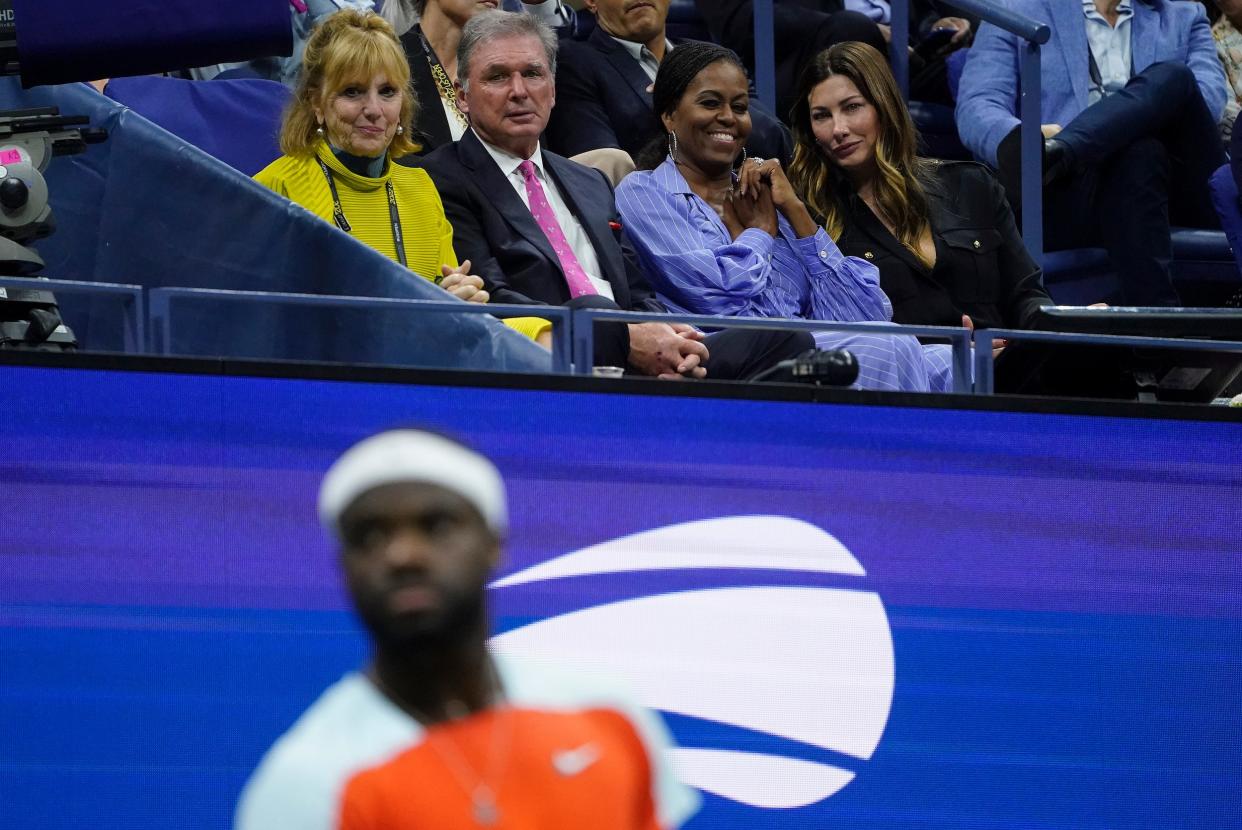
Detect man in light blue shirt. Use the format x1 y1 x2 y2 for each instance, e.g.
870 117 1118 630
957 0 1227 307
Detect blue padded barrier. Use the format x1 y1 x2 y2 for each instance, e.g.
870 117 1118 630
0 78 550 373
103 76 291 177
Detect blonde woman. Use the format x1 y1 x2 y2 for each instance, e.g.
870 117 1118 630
256 9 550 341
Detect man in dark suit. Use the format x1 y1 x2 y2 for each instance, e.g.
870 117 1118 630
419 11 813 379
547 0 792 163
390 0 574 154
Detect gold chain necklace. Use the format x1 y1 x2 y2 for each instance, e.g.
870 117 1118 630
428 60 470 131
417 29 469 131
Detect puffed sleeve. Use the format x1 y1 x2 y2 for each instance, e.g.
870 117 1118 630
615 171 803 319
781 223 893 323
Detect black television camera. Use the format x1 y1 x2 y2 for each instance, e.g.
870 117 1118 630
0 107 107 350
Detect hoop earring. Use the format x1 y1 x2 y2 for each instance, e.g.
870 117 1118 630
667 131 679 162
738 147 747 169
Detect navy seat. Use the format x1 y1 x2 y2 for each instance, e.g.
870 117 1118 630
1208 163 1242 273
1042 228 1237 305
909 101 970 161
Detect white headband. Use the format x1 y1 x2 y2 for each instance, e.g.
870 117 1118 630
318 430 507 537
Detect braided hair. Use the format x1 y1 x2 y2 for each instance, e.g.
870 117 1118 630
635 41 748 170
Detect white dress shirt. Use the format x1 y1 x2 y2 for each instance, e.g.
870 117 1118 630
610 35 677 82
1083 0 1134 105
475 132 615 300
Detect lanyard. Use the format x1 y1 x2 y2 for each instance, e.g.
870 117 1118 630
416 27 470 130
316 158 408 268
1087 48 1103 96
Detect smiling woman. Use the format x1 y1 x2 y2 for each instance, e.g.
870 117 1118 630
254 9 552 342
614 41 959 392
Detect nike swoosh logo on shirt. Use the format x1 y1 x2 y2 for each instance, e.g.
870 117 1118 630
552 743 601 776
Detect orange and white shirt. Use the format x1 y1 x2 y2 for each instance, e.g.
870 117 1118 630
235 655 699 830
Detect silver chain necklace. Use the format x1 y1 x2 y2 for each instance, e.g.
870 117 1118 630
372 664 512 826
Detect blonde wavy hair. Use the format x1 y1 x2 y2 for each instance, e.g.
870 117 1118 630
787 42 937 266
280 9 421 158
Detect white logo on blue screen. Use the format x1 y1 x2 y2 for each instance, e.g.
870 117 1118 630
488 516 894 810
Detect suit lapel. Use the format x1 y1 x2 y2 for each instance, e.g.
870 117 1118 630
543 153 629 294
1047 0 1091 112
458 131 563 276
1129 1 1154 74
590 27 657 112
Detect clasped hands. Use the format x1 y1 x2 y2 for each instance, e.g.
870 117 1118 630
439 259 490 304
439 261 702 370
724 156 820 241
628 322 709 380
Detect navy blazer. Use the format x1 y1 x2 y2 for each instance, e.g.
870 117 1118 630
546 26 793 163
417 130 665 312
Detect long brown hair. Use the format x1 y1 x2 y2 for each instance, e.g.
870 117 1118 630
280 9 421 159
787 42 936 266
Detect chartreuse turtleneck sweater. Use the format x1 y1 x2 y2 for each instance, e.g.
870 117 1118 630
256 140 550 342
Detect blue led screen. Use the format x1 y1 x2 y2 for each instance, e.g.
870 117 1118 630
2 364 1240 829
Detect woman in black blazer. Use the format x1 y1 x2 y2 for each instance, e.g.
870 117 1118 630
787 41 1051 333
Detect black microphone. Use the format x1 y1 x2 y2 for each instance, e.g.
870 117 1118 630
752 348 859 386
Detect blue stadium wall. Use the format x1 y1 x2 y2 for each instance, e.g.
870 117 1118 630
2 355 1240 829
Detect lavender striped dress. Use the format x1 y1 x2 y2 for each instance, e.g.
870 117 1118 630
616 157 955 392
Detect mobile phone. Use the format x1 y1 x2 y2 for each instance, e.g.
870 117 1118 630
916 26 957 59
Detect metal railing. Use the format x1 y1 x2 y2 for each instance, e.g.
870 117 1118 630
972 326 1242 395
11 278 1242 400
886 0 1050 262
753 0 777 112
0 275 145 352
146 287 573 373
570 307 974 393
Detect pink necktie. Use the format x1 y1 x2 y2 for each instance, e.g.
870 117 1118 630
519 160 597 298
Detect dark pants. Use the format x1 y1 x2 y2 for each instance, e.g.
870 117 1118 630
1044 62 1225 306
572 295 815 381
702 327 816 380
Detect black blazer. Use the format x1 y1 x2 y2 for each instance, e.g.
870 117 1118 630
416 130 665 313
546 26 793 164
401 26 456 155
835 161 1050 330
